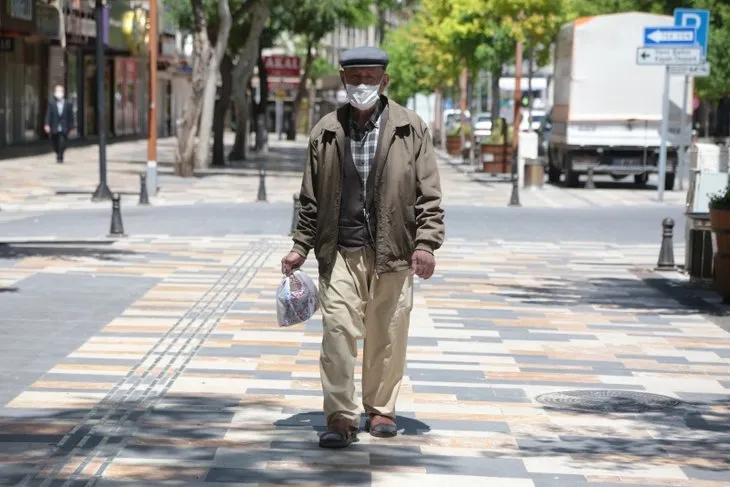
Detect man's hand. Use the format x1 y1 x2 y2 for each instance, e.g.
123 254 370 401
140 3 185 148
411 250 435 279
43 125 50 135
281 251 306 275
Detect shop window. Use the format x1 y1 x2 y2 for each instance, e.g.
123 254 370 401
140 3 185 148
22 42 41 141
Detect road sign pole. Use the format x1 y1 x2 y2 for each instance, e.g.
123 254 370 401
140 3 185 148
658 65 671 203
678 75 690 191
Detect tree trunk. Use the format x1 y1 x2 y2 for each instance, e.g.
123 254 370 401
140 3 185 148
229 0 269 161
254 45 270 152
490 68 501 126
459 67 468 155
195 0 232 170
212 53 232 167
288 39 314 141
175 2 211 178
376 0 387 45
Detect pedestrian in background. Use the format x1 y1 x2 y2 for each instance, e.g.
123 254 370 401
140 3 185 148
44 84 74 164
281 46 445 449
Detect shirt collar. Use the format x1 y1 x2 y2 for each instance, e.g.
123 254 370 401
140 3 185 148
350 98 383 131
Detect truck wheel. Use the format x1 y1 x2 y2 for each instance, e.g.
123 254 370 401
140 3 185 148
664 173 676 191
634 173 649 186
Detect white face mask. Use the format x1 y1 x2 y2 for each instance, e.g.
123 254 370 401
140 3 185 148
346 83 381 111
55 91 64 99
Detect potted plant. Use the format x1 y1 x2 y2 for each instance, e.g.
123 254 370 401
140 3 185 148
480 118 513 174
709 186 730 300
445 123 471 156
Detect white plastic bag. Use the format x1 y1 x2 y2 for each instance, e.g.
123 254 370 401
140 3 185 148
276 270 319 327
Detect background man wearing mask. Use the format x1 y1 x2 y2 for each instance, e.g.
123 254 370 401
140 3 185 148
44 84 74 164
281 46 445 449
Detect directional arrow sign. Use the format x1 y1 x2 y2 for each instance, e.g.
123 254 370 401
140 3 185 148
636 46 702 65
643 26 696 46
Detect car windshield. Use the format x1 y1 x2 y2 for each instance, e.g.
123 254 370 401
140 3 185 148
476 115 491 123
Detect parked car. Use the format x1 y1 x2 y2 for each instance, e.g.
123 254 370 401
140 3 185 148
473 112 492 143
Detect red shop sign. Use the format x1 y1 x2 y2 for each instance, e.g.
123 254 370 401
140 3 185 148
263 55 301 77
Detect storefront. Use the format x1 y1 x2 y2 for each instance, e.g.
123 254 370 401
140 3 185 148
157 33 178 137
107 1 147 137
0 0 43 147
64 6 96 138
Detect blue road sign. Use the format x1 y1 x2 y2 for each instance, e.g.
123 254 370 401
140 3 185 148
674 8 710 58
643 26 696 46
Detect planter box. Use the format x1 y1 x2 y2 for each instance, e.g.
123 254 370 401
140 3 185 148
480 144 512 174
446 135 463 156
710 208 730 301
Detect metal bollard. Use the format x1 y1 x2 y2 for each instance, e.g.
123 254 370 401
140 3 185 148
109 194 126 238
257 165 268 202
508 155 521 207
585 167 596 189
289 193 301 236
139 172 150 205
656 217 675 271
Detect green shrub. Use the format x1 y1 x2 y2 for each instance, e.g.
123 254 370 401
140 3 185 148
709 186 730 210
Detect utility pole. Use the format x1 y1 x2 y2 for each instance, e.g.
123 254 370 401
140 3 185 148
147 0 159 196
92 0 112 201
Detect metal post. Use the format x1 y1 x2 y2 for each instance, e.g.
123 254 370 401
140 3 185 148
657 65 670 203
656 217 676 271
678 75 689 191
91 0 112 201
147 0 159 196
509 40 523 208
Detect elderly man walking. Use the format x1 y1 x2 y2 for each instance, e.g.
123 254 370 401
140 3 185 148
281 46 445 449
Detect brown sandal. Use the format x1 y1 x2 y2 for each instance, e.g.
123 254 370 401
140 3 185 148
319 418 358 449
365 414 398 438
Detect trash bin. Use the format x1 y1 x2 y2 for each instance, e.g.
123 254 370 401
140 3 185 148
524 158 545 189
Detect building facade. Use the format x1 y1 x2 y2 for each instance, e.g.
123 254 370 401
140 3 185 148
0 0 186 149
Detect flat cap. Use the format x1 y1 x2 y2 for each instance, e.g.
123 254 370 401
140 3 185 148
339 46 389 69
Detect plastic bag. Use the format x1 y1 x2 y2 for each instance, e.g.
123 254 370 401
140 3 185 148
276 270 319 327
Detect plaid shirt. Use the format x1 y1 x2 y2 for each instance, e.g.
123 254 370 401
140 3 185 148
349 100 383 198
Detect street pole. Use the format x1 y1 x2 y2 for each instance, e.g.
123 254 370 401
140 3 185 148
657 65 670 203
509 40 523 207
91 0 112 201
678 74 689 192
147 0 158 196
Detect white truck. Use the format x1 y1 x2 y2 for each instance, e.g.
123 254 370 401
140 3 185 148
547 12 692 189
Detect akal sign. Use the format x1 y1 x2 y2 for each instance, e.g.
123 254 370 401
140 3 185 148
263 55 301 77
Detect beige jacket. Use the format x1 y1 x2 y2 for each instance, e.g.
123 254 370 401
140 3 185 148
292 97 445 280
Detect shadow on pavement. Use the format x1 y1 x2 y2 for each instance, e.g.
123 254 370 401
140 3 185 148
497 275 718 317
0 395 441 485
0 243 136 262
481 398 730 475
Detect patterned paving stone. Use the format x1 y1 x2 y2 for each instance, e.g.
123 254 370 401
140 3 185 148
0 234 728 485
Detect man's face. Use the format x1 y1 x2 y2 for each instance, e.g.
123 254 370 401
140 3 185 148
54 85 64 98
340 67 389 91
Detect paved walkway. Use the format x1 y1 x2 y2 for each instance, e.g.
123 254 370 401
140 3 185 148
0 135 305 211
0 231 728 485
1 135 689 212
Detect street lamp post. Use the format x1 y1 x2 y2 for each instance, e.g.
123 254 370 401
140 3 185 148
509 39 523 207
92 0 112 201
147 0 158 196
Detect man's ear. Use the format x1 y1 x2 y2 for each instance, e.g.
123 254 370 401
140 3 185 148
339 69 346 87
381 73 390 90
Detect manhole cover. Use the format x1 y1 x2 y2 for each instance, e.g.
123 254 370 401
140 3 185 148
535 390 681 413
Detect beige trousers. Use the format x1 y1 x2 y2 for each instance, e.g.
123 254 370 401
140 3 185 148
319 247 413 427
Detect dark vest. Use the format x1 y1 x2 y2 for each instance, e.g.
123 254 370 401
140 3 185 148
338 107 390 249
